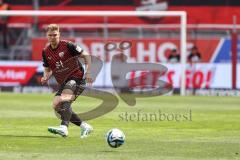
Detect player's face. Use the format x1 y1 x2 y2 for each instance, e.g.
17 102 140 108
47 30 60 46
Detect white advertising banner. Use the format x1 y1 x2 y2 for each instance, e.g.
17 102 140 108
0 61 239 89
95 63 239 89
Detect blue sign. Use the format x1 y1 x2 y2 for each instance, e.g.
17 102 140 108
214 39 240 63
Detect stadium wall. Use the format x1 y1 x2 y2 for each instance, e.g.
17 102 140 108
31 38 239 63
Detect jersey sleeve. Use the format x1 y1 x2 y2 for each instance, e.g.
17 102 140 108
67 41 83 56
42 50 49 67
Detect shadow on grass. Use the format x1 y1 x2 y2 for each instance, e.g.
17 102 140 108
98 150 119 153
0 134 57 138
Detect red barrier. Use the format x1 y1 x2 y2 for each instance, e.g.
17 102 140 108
0 66 37 85
8 5 240 25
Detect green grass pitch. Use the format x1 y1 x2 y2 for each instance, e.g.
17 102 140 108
0 93 240 160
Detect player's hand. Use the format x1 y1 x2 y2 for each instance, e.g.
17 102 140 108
41 76 49 85
85 73 93 86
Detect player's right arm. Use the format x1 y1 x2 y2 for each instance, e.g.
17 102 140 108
41 50 52 84
41 67 52 84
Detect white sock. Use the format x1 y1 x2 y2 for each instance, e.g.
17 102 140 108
60 125 68 131
80 122 86 128
80 122 91 129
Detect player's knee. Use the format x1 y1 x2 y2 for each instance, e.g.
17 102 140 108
60 93 75 102
52 97 62 108
52 101 59 109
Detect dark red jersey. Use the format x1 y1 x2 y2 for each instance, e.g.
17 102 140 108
42 40 84 84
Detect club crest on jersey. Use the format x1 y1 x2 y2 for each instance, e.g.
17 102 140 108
59 52 65 58
48 56 52 60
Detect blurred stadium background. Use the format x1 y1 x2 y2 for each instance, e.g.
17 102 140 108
0 0 239 95
0 1 240 160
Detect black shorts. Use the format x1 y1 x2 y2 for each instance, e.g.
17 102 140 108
55 77 86 99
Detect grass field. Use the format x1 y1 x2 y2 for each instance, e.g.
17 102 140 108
0 93 240 160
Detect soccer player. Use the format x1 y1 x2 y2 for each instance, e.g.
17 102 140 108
41 24 93 138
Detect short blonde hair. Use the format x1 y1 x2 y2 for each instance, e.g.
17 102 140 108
46 24 59 32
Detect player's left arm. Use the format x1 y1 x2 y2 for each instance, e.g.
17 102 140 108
79 50 92 85
67 41 93 85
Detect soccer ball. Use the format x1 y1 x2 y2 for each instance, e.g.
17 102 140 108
106 128 125 148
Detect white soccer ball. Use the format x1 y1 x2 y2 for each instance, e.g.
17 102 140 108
106 128 125 148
